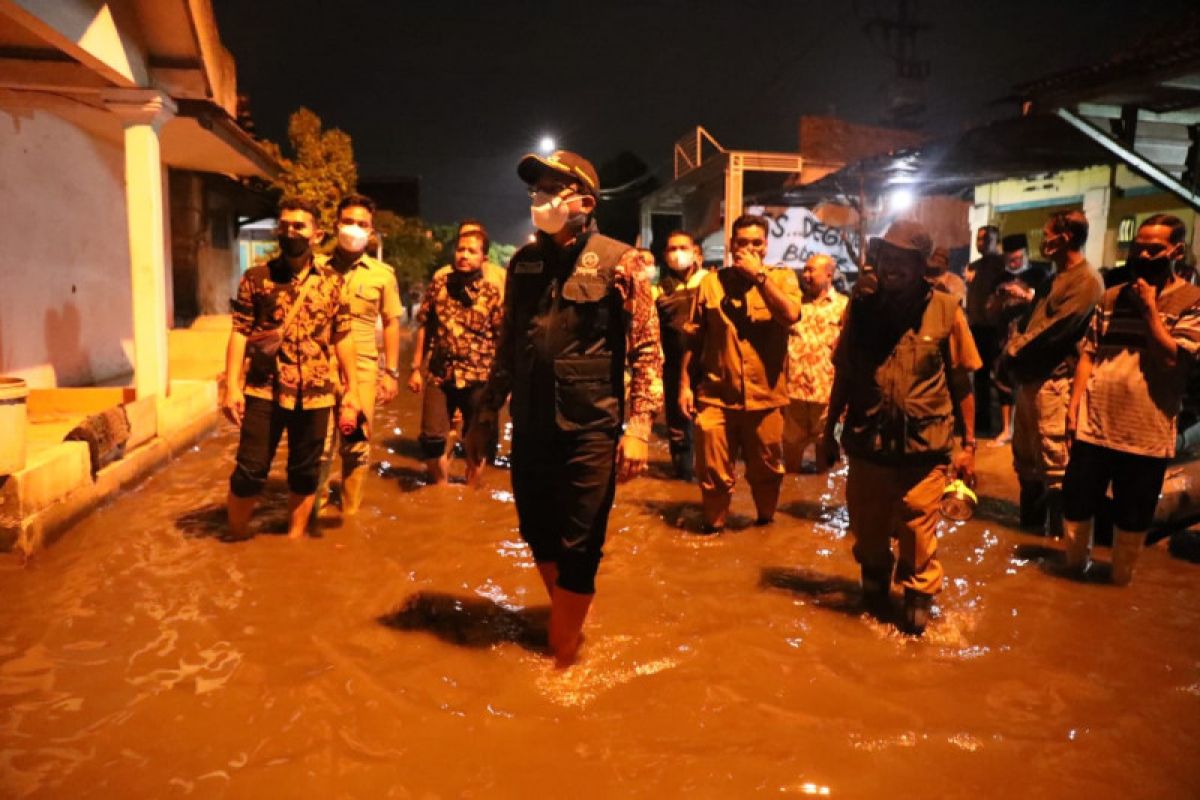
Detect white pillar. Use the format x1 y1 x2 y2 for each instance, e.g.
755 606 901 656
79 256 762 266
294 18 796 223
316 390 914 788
100 88 176 399
1082 185 1111 269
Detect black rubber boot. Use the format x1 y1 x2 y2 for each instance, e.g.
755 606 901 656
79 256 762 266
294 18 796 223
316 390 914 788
1019 480 1046 531
861 566 892 618
670 447 694 482
901 588 934 636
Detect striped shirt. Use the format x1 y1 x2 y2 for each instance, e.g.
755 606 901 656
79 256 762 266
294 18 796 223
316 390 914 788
1076 280 1200 458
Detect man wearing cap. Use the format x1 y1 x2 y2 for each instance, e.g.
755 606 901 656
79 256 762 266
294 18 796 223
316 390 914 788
819 220 981 635
997 210 1103 536
679 214 803 531
985 233 1049 447
467 150 663 668
655 230 709 480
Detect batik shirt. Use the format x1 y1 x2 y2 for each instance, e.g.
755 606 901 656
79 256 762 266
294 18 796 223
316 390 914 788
786 287 847 403
416 269 505 388
231 256 351 410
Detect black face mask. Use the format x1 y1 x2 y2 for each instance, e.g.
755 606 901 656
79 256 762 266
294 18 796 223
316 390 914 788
278 234 311 260
1128 253 1175 287
446 268 482 303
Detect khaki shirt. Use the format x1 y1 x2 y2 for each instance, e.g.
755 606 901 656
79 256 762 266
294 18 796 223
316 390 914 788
689 266 803 410
320 253 402 368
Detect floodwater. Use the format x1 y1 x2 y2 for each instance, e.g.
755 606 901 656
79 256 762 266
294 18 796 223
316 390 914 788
2 386 1199 799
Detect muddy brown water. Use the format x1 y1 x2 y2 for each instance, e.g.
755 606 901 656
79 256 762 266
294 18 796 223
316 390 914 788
2 386 1199 798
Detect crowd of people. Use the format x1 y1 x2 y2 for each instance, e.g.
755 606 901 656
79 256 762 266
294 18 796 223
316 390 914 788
220 147 1200 665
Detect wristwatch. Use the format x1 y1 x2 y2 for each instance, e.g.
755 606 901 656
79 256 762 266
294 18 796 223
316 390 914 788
383 366 401 380
754 269 769 286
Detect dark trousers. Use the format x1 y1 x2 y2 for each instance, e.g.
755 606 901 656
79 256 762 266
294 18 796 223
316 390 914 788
230 396 331 497
663 359 693 454
418 381 487 459
511 428 618 595
1063 440 1169 531
970 324 1000 435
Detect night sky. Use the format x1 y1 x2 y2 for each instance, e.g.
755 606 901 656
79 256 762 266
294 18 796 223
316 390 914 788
213 1 1183 245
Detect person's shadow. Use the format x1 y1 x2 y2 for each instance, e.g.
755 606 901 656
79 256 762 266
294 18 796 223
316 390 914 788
175 478 342 541
378 591 549 652
760 566 898 624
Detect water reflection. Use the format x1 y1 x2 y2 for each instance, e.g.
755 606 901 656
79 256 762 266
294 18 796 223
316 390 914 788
0 386 1198 797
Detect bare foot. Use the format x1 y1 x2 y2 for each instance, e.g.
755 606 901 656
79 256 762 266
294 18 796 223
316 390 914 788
990 432 1013 447
286 528 307 540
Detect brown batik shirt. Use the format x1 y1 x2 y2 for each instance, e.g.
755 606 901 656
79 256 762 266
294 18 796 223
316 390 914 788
415 269 505 388
232 256 352 410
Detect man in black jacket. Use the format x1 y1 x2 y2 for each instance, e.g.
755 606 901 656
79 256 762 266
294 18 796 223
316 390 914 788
468 150 663 667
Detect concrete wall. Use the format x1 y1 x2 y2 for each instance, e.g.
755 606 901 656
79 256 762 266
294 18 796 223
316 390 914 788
0 105 135 388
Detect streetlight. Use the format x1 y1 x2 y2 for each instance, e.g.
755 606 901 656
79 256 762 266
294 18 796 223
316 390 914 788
537 135 556 155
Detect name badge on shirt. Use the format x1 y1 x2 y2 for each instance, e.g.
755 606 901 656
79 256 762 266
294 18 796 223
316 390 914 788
513 260 544 274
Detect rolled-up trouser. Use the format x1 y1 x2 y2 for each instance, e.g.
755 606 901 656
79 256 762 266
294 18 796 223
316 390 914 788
845 455 947 595
1012 377 1071 491
418 380 487 459
782 399 828 472
231 396 331 497
511 428 617 595
695 404 785 499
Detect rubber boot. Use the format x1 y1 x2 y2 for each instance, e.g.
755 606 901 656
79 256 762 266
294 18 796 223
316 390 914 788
860 565 892 618
1061 517 1092 572
901 588 934 636
1018 479 1046 530
1111 527 1146 587
341 466 368 515
670 446 694 482
1043 489 1064 539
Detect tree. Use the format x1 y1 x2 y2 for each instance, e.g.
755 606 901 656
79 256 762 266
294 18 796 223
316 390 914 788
264 107 357 232
374 210 442 290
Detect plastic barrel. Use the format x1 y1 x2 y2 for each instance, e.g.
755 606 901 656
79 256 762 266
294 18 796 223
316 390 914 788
0 377 28 475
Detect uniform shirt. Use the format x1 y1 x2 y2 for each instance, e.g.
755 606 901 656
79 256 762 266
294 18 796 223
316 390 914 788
1077 281 1200 458
483 231 663 439
690 266 804 410
320 252 402 368
433 260 506 302
787 286 848 403
232 256 351 410
416 269 505 388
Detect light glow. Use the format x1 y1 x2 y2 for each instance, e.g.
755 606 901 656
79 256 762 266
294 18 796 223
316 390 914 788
538 136 556 155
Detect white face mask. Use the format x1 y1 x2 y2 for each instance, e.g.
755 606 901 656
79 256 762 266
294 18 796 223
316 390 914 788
666 249 694 271
338 224 370 254
530 195 573 234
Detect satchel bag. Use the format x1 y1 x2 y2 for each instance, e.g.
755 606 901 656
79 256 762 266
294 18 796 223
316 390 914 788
245 269 317 377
